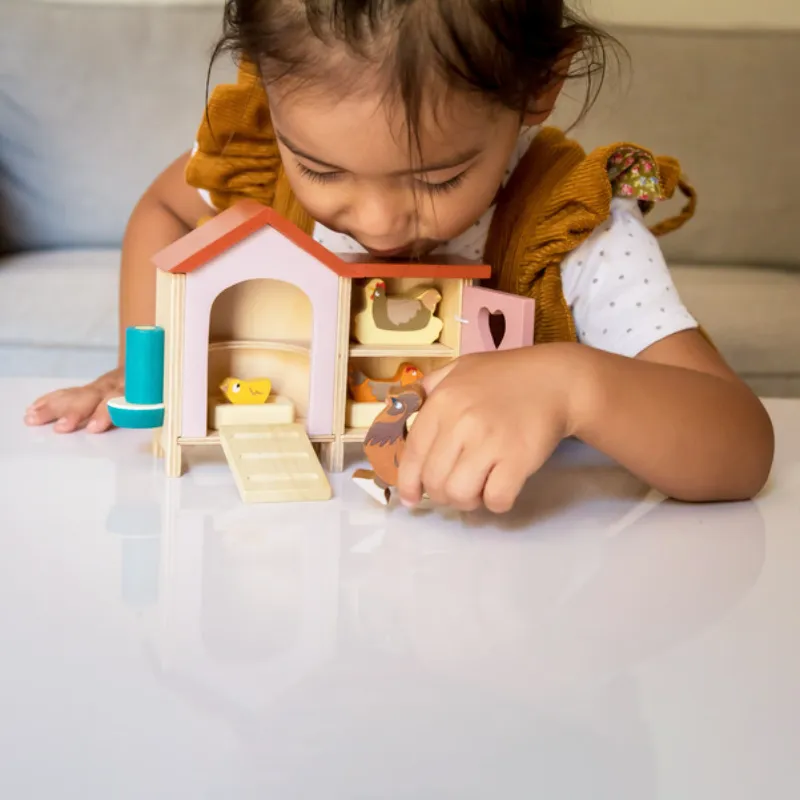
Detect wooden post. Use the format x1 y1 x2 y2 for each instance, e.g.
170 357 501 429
156 271 186 477
320 275 352 473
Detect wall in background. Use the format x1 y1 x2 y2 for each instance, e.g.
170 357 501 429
39 1 223 5
39 0 800 27
586 0 800 29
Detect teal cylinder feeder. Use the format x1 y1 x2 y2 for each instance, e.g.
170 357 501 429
125 326 165 404
107 325 166 429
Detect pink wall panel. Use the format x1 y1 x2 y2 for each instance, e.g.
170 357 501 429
181 228 340 438
459 286 534 354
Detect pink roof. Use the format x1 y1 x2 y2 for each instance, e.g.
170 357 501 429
151 200 492 280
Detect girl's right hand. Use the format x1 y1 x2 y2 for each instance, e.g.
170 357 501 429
24 367 125 434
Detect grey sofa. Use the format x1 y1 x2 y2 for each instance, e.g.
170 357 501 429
1 2 798 395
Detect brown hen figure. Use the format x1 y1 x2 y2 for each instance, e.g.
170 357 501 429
353 279 443 345
348 361 423 403
352 382 426 504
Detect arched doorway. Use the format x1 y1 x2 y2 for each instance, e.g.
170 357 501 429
207 278 313 429
178 226 340 439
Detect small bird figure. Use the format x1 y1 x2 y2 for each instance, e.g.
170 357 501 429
353 278 443 345
348 361 423 403
219 377 272 405
352 382 426 504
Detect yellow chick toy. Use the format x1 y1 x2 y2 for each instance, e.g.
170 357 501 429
220 377 272 405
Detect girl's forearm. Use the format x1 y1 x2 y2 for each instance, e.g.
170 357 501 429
563 344 775 501
117 150 210 368
117 195 192 367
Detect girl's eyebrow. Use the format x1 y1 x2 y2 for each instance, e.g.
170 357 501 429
275 130 481 175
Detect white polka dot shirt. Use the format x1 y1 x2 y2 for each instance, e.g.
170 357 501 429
561 198 697 357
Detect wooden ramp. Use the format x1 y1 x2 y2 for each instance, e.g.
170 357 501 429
218 423 332 503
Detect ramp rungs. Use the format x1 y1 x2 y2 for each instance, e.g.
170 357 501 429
240 451 311 461
218 423 332 503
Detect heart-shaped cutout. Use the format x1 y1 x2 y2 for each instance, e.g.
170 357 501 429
477 307 506 349
488 311 506 349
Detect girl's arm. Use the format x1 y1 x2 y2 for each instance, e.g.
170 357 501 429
397 333 773 513
118 150 213 365
567 330 774 501
554 199 774 501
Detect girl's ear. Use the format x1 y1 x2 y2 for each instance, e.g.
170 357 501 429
523 47 578 126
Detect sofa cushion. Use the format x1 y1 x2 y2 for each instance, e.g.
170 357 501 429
0 0 235 254
552 27 800 271
0 249 119 349
670 263 800 377
0 345 117 380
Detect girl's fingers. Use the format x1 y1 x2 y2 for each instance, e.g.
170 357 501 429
442 446 496 511
27 396 48 413
86 402 113 433
24 392 65 425
53 411 87 434
396 407 440 507
25 404 56 426
481 458 531 514
25 388 108 433
421 360 457 396
420 432 466 507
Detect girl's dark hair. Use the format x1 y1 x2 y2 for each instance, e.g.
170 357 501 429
209 0 619 148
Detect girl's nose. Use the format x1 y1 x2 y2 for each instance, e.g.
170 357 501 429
349 183 415 246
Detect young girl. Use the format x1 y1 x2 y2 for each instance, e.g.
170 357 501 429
25 0 774 513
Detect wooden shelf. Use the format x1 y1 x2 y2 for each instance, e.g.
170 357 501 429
342 428 368 442
179 435 221 447
179 431 336 447
348 343 454 358
209 339 311 355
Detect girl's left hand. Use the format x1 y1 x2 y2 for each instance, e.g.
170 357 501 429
397 345 581 513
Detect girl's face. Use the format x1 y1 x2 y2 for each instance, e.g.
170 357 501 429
268 82 523 258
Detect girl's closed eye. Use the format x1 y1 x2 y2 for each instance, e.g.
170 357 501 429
298 159 468 195
297 163 343 184
417 170 469 195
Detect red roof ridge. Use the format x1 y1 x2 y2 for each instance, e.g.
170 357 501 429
151 199 491 280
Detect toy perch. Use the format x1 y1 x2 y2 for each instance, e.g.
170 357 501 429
352 382 426 505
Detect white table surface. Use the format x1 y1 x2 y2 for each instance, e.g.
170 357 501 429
1 377 799 799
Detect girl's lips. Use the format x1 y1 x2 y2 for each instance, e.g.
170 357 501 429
367 245 414 258
365 239 441 259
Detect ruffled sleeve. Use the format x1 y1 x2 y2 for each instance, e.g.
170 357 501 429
607 145 697 236
184 59 313 233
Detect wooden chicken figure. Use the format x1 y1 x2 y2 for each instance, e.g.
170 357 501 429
348 361 423 403
220 377 272 405
352 382 426 505
353 278 443 345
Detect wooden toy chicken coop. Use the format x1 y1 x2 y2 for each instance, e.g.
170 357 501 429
110 200 533 503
